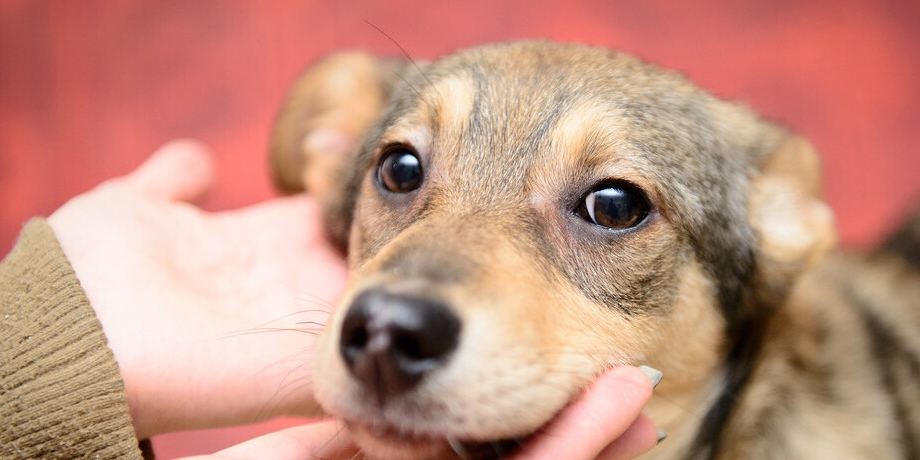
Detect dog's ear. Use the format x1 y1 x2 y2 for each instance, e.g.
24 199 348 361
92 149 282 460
270 52 410 250
271 52 395 196
742 118 838 303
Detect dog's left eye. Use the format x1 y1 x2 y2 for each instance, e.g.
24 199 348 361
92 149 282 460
578 182 650 229
378 146 423 193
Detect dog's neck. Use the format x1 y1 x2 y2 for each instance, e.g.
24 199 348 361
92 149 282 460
637 259 774 459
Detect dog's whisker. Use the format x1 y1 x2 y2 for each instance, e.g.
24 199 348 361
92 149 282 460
447 438 473 460
308 419 359 460
254 352 316 420
205 304 332 342
204 326 323 343
363 20 429 100
290 294 336 311
295 320 327 328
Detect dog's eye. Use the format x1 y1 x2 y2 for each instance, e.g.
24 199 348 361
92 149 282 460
578 182 650 229
378 146 423 193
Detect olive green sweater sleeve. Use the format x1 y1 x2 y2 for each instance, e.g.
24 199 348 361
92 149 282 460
1 219 142 459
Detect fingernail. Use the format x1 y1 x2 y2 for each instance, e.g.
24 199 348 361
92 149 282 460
639 365 663 389
657 428 668 444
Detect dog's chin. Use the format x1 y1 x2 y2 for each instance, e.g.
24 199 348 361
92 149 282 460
348 422 448 460
348 420 527 460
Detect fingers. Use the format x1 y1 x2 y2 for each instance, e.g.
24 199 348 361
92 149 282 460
595 413 659 460
211 194 330 258
224 193 323 237
181 420 358 460
511 366 657 460
123 139 215 202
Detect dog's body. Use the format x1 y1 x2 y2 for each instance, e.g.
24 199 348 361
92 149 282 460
271 41 920 459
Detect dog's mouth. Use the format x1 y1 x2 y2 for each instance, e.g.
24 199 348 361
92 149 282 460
347 420 528 460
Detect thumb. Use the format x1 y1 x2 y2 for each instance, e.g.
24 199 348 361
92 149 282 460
511 366 657 460
124 139 215 202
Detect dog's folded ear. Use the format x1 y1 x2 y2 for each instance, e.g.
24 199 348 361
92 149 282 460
270 52 412 250
744 122 838 304
271 52 393 196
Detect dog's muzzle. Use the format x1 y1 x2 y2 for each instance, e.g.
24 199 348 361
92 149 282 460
339 288 462 404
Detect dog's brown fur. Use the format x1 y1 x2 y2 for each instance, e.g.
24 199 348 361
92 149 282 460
271 41 920 459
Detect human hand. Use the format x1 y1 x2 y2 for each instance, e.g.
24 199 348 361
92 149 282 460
179 366 658 460
508 366 659 460
48 140 348 439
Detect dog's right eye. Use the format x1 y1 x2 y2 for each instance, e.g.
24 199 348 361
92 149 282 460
577 182 650 230
378 146 423 193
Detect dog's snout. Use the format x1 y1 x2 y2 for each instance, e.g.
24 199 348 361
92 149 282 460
339 289 461 402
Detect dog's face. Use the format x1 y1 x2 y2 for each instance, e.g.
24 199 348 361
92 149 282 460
272 41 836 459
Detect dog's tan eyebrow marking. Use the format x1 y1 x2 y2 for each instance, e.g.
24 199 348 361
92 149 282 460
378 122 431 158
537 100 640 187
551 102 628 166
421 74 476 138
372 74 474 170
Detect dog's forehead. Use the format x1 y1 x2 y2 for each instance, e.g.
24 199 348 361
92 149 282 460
378 41 733 211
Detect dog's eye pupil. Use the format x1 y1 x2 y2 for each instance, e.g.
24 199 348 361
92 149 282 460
580 183 649 229
378 148 423 193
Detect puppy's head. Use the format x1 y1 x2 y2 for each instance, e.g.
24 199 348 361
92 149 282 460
272 41 836 459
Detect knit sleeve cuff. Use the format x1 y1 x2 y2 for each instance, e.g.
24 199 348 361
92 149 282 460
1 218 142 459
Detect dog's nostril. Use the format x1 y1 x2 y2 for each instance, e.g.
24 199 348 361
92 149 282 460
340 318 369 364
392 330 428 361
339 289 461 403
390 318 459 364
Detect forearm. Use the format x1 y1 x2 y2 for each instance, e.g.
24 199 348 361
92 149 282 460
0 219 142 459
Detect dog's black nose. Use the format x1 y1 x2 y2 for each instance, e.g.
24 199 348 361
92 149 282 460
339 289 461 403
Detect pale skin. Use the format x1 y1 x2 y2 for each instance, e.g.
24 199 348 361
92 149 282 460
46 140 658 459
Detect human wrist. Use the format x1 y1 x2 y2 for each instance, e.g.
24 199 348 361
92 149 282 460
0 219 141 457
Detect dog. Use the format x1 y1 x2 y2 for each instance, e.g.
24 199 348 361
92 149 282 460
269 41 920 459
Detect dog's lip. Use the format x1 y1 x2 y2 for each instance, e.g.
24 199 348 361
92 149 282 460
346 419 527 460
346 420 448 459
349 418 438 443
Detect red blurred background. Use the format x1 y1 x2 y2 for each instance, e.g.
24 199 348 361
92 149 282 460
2 1 918 457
